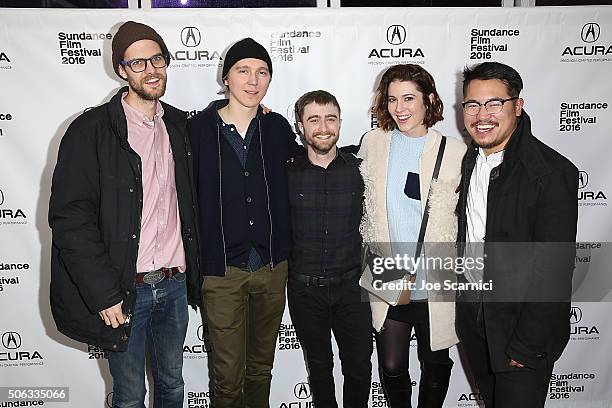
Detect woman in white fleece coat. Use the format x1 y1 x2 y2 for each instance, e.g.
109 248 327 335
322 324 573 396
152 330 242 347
358 64 466 407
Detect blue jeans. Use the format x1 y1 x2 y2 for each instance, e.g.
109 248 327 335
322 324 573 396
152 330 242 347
106 272 188 408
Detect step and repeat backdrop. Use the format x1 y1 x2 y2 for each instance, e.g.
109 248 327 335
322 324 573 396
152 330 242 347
1 6 612 408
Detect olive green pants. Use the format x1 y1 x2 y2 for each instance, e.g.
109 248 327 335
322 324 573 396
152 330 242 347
202 261 288 408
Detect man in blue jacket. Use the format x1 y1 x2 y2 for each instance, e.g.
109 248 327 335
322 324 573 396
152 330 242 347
188 38 301 408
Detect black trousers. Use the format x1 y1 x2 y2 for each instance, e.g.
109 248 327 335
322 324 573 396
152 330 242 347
376 302 453 408
287 276 373 408
456 300 553 408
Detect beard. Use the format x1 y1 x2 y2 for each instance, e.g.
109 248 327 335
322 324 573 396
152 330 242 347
128 73 167 101
470 121 503 149
476 140 501 149
307 131 339 155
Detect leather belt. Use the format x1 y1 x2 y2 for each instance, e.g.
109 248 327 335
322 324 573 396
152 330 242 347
290 267 361 287
135 267 181 285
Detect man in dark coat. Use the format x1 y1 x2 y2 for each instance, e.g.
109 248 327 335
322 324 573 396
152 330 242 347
287 90 372 408
188 38 302 408
456 62 578 408
48 21 200 408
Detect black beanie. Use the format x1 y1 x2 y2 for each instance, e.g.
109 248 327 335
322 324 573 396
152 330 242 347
112 21 169 79
222 38 273 79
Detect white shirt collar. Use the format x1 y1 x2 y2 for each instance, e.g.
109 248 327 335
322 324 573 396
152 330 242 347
477 147 504 164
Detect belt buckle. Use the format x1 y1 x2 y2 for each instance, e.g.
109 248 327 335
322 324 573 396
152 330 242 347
314 276 327 287
143 269 165 285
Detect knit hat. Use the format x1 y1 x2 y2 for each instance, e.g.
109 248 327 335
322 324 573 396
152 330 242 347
222 38 273 79
111 21 170 79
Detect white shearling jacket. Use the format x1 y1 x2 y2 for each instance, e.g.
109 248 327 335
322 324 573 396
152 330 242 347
358 127 466 351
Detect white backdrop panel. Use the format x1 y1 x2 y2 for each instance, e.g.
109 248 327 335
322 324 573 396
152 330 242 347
0 6 611 408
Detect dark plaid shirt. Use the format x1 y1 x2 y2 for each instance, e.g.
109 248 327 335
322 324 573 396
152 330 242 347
287 150 364 277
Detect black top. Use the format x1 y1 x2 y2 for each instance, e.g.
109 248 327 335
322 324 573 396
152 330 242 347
287 150 364 277
218 110 269 270
188 99 303 277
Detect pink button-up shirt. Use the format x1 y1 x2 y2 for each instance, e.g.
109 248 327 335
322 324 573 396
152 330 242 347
122 94 186 273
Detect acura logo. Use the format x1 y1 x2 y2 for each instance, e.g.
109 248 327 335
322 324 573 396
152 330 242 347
0 188 4 206
387 25 407 45
181 27 201 47
294 382 311 399
578 171 588 189
2 331 21 349
570 306 582 324
197 324 205 342
581 23 600 43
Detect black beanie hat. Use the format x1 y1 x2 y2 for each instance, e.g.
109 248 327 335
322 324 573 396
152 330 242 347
222 38 273 79
112 21 169 79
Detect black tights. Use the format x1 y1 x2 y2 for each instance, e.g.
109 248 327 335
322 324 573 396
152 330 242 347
376 313 453 408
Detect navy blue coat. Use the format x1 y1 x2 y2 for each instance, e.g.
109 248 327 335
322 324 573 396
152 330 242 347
188 100 302 277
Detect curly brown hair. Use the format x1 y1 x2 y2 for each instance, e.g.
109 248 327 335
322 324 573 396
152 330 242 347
373 64 443 132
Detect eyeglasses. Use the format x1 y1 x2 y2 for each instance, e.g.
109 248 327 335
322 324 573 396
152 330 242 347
120 54 168 73
462 97 518 116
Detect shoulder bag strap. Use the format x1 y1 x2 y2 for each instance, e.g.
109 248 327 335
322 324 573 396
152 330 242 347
415 136 446 258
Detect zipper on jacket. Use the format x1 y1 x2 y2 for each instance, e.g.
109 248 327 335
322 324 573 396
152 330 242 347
112 112 142 309
485 162 502 242
258 120 275 270
121 125 143 286
216 124 229 274
459 148 474 256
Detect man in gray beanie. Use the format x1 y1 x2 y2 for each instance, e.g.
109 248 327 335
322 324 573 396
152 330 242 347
49 21 201 408
188 37 302 407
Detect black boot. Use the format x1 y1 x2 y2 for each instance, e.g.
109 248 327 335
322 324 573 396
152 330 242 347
417 361 453 408
380 367 413 408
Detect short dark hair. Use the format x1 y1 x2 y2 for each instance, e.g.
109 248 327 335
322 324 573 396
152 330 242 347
462 62 523 98
294 90 341 123
373 64 443 132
